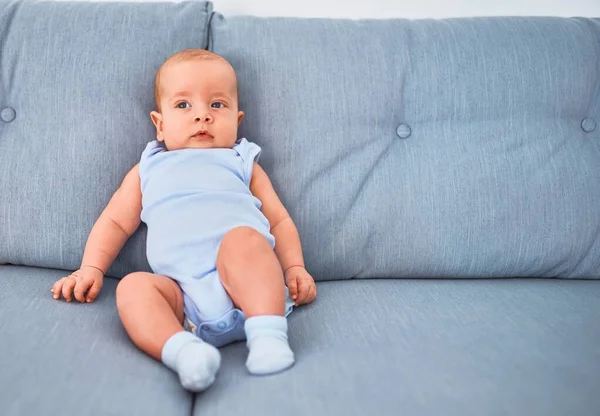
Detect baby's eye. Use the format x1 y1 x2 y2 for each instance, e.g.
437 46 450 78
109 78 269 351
211 101 225 109
176 102 191 109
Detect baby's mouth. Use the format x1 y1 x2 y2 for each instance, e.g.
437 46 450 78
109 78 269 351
191 129 214 140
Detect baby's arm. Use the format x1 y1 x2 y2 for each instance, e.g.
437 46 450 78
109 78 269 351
250 163 317 305
250 163 303 272
80 164 142 273
52 164 142 302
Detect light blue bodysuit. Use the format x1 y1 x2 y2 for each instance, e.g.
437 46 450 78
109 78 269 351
139 138 293 348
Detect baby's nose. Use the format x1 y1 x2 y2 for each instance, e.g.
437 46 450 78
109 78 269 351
194 113 213 123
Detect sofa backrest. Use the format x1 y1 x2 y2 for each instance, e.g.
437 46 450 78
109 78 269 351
1 1 599 279
0 0 213 277
210 14 600 279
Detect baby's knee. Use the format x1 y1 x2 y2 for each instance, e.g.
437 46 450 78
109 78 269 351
223 226 261 243
221 226 266 254
116 272 147 305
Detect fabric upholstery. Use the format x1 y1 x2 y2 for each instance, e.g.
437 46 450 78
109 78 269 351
210 15 600 279
0 0 213 278
196 277 600 415
2 3 600 415
0 265 191 416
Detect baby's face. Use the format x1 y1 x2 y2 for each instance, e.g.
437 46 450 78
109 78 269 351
151 59 243 151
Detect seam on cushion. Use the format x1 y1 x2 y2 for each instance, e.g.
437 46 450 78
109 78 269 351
0 0 21 110
206 10 218 52
189 390 195 416
572 18 600 116
402 19 413 126
203 1 214 50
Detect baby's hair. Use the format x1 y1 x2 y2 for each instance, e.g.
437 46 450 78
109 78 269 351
154 49 236 111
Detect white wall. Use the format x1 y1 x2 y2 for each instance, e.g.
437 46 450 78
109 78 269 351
68 0 600 19
209 0 600 18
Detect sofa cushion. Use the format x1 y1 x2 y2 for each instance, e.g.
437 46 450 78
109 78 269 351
0 265 192 416
198 278 600 415
0 0 213 278
210 15 600 279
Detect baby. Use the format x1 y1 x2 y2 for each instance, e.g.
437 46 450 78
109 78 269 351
50 49 317 392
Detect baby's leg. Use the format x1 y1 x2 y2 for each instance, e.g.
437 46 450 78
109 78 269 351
217 227 294 375
116 272 220 391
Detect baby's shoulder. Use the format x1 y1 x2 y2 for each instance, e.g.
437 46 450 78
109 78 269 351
234 138 262 160
141 140 165 158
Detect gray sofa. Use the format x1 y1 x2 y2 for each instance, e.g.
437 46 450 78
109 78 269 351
1 1 599 415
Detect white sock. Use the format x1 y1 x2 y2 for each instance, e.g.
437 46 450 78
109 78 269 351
161 331 221 392
244 315 295 375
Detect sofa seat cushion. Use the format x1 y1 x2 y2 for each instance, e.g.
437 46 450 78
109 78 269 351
197 278 600 415
0 266 191 416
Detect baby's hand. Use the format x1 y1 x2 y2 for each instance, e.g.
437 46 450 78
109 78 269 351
285 266 317 306
51 266 104 303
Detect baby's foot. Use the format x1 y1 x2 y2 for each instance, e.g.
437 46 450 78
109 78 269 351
162 331 221 392
244 315 295 375
175 341 221 391
246 335 295 375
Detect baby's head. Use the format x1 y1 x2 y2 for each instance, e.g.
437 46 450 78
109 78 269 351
151 49 244 151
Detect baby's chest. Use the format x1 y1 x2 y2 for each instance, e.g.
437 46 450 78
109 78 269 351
146 155 248 196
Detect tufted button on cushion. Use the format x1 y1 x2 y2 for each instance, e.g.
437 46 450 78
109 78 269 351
396 123 412 139
581 117 596 133
0 107 16 122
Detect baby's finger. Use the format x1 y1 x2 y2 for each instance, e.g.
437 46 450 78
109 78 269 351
73 279 90 303
309 283 318 302
296 277 311 305
52 279 65 299
86 280 102 303
287 275 299 301
62 277 76 302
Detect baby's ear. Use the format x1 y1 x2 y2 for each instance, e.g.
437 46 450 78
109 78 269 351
150 111 164 141
237 111 244 125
